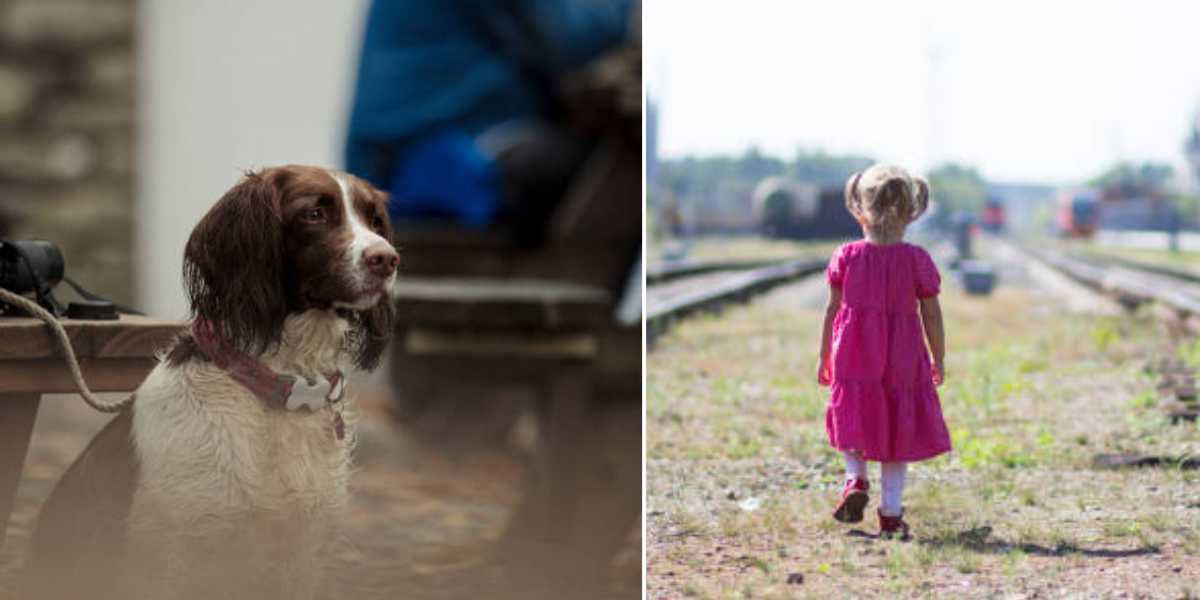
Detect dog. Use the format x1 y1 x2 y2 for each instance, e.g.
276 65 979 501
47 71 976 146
22 166 398 600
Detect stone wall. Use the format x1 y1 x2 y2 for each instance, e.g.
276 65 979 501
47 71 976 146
0 0 135 304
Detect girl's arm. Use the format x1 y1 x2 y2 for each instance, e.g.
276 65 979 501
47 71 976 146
919 296 945 385
817 287 842 386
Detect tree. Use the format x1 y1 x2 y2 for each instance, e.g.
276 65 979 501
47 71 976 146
788 149 874 188
926 163 987 225
1089 161 1174 200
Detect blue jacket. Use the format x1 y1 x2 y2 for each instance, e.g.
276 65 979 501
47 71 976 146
345 0 632 186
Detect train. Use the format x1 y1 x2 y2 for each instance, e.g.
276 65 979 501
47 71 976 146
979 198 1006 233
755 177 861 239
1055 190 1101 238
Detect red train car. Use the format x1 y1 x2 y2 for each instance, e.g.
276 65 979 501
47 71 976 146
1056 190 1100 238
980 199 1006 233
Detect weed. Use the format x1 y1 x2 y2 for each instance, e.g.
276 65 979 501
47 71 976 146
1030 425 1059 464
723 431 764 459
835 555 860 575
1179 338 1200 369
718 513 747 539
925 524 994 550
669 507 708 539
914 545 941 569
712 375 739 405
1137 530 1163 552
1127 389 1158 410
747 556 772 575
760 501 797 536
1016 487 1037 506
953 429 1035 469
1019 357 1048 373
773 377 826 420
1103 520 1141 538
1051 530 1081 554
1002 547 1027 578
1090 323 1121 353
881 549 913 579
956 553 982 574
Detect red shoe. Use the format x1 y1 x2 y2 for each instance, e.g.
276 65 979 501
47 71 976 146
832 478 869 523
878 508 910 540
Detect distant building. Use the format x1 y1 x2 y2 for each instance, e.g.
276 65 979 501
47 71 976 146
1098 196 1178 231
985 182 1056 233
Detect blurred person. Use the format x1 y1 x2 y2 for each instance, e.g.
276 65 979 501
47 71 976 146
816 164 951 540
344 0 633 245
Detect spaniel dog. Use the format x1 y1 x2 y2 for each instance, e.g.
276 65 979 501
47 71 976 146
23 166 398 600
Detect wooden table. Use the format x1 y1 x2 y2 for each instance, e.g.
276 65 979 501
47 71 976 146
0 315 182 555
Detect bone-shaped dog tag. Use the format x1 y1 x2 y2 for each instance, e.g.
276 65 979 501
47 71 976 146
286 378 333 412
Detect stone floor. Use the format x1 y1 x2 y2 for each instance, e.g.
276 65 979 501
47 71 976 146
0 376 640 600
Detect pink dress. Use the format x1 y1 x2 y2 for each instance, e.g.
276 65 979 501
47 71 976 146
825 240 951 462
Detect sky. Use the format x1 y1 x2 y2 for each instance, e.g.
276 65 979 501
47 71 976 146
645 0 1200 185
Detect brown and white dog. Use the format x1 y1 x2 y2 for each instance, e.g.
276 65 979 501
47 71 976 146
23 166 398 600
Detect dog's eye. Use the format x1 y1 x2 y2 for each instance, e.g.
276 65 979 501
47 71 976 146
372 216 384 230
303 207 326 223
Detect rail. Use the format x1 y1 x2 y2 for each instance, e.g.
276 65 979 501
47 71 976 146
646 258 826 346
1023 246 1200 315
647 258 791 285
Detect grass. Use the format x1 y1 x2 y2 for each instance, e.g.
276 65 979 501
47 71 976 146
647 267 1200 599
1070 240 1200 269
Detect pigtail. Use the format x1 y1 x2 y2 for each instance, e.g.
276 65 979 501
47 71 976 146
844 171 864 220
911 177 930 221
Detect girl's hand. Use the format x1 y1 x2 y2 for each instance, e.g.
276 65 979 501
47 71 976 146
932 359 945 386
817 359 832 386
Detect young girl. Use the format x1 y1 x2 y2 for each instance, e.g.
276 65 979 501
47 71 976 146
816 164 951 540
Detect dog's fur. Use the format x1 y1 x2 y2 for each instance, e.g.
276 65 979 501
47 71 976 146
23 166 398 600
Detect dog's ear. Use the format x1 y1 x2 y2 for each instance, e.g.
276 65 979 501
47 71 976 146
911 177 930 221
183 170 287 357
349 299 395 371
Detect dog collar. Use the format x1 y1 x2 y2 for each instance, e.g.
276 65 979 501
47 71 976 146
190 316 347 414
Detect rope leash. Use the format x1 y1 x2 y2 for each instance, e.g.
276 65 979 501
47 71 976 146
0 287 135 413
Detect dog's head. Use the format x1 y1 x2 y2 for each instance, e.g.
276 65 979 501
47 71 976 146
183 166 398 370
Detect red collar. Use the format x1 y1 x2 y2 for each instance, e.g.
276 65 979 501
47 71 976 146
190 316 346 413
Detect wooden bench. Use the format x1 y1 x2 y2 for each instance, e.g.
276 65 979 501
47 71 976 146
390 273 640 574
385 101 641 573
0 316 182 555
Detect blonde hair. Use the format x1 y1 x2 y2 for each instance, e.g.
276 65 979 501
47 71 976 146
844 164 930 235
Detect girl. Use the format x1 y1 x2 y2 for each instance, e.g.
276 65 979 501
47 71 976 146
816 164 951 540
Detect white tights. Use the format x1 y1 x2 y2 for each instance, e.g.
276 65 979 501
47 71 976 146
843 452 908 517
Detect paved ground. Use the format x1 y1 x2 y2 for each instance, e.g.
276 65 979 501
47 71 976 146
0 375 640 599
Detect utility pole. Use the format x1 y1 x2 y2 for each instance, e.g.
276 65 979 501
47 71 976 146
925 40 944 173
1187 106 1200 191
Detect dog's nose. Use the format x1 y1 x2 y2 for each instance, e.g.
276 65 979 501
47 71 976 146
363 243 399 278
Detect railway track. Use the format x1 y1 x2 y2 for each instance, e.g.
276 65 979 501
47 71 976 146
646 258 786 285
1023 244 1200 315
1017 241 1200 427
646 257 826 346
